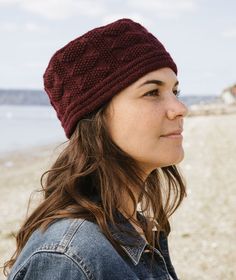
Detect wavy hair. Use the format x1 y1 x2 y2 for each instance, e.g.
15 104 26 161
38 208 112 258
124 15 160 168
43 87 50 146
4 103 187 275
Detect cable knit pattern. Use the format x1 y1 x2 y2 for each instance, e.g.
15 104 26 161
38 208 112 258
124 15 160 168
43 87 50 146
43 18 177 138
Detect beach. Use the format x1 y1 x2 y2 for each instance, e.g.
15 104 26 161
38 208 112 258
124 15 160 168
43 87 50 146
0 113 235 279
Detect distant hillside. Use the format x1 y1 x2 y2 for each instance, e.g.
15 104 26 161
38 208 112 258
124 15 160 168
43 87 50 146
0 89 50 105
0 89 220 106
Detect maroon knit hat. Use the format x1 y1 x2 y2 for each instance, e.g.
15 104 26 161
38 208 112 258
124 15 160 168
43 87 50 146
43 18 177 138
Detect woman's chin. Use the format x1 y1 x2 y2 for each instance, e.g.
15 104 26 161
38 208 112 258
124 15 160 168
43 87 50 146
158 151 185 167
171 151 185 165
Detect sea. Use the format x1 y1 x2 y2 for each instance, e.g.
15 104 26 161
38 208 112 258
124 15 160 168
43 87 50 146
0 89 221 155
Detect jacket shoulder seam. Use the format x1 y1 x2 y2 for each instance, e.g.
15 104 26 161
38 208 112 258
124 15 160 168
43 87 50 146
12 250 94 280
57 218 86 252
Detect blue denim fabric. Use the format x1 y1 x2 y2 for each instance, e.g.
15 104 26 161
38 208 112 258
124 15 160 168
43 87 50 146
8 211 179 280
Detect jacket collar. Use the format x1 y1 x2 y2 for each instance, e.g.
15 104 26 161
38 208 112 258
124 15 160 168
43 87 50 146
109 210 149 266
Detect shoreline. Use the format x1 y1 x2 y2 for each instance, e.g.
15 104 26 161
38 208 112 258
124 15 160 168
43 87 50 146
187 103 236 116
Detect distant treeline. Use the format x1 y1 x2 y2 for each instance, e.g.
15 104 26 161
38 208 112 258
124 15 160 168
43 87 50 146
0 89 50 105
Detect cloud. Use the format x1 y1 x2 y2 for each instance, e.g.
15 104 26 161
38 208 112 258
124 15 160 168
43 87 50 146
101 13 154 29
0 0 20 4
0 0 107 20
222 28 236 38
202 71 216 78
0 21 47 32
126 0 197 19
25 61 46 69
22 0 106 20
0 22 18 32
24 22 44 31
0 0 197 20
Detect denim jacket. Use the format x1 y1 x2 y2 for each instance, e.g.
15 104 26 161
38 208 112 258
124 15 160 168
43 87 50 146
8 211 179 280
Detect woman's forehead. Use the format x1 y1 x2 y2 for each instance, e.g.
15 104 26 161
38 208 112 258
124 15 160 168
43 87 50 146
136 68 178 87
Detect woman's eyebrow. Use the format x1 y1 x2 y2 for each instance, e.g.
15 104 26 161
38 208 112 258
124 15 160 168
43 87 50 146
138 79 179 88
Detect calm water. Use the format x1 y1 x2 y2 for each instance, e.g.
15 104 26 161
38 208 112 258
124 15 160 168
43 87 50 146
0 105 66 155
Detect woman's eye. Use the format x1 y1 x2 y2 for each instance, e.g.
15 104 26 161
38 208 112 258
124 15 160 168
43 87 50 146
144 89 181 97
173 89 181 97
144 89 160 97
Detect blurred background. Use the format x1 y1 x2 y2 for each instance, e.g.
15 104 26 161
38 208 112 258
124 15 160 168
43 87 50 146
0 1 235 279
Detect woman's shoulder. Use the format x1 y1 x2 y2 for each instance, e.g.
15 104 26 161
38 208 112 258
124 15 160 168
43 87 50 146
9 218 128 280
17 218 114 258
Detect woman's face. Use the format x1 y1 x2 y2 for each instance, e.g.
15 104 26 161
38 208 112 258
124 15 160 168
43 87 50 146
104 67 188 175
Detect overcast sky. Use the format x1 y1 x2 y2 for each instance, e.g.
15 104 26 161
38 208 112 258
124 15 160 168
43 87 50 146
0 0 235 96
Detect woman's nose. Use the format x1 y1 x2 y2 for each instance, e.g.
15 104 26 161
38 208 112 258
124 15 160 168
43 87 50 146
167 99 189 120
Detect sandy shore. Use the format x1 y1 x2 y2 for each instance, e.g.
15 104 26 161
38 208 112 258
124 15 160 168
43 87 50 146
0 114 236 280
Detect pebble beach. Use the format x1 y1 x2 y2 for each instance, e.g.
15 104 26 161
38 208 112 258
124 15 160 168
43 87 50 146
0 109 235 280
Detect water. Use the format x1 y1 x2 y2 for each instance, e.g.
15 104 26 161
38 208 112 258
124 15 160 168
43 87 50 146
0 105 66 155
179 95 220 106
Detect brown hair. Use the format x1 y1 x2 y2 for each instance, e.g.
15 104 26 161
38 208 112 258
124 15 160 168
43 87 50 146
4 103 186 275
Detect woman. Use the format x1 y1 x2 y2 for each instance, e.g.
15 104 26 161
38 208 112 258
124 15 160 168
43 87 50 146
4 18 188 279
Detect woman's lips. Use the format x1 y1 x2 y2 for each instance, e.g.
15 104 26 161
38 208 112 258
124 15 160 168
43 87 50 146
160 129 183 139
160 134 183 139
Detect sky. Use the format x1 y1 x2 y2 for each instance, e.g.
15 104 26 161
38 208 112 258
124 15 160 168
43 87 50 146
0 0 235 96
